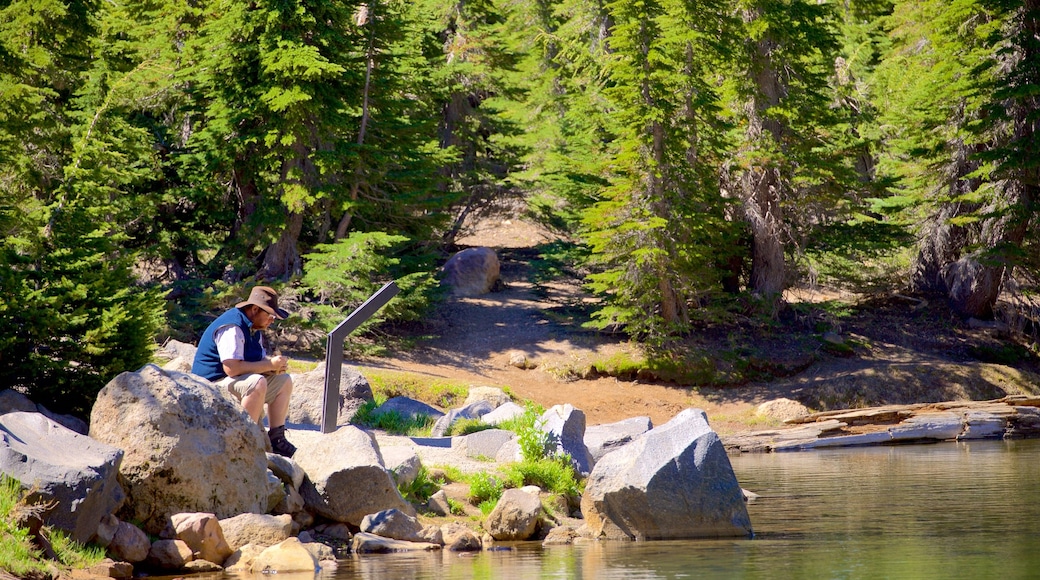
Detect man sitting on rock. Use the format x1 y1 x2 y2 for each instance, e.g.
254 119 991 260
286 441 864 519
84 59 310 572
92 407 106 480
192 286 297 457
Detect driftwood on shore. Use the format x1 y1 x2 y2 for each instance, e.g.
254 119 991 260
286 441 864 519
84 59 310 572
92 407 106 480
723 395 1040 453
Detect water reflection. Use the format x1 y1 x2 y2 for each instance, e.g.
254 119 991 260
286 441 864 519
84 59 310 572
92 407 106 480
225 439 1040 580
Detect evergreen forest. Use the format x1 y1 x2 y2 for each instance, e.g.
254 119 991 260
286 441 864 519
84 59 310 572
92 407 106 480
2 0 1039 417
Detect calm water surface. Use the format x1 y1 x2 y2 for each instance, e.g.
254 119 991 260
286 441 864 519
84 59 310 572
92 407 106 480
235 439 1040 579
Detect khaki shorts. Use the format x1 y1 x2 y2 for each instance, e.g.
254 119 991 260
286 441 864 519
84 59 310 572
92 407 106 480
218 372 291 405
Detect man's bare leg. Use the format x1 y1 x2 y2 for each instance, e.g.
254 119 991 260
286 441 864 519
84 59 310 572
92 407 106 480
240 378 268 423
266 379 293 429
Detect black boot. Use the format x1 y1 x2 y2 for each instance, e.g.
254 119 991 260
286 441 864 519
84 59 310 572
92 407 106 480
268 425 297 458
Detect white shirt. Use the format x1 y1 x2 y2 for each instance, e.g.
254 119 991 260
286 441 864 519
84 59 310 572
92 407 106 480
213 324 266 364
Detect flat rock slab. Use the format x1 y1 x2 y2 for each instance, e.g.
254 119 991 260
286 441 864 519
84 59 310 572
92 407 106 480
724 396 1040 453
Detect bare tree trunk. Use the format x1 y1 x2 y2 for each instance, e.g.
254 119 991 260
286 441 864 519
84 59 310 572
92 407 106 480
258 211 304 281
739 13 787 298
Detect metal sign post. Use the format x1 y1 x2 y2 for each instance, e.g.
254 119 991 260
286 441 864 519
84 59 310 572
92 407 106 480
321 281 400 433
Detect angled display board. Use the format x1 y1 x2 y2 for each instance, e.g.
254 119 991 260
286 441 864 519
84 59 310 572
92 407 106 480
322 280 400 433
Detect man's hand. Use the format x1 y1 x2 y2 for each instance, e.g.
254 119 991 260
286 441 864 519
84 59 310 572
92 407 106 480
222 355 288 378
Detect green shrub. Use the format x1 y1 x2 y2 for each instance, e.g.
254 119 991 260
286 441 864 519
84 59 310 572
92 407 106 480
397 466 441 504
467 471 505 506
446 497 467 516
300 232 440 342
502 457 582 497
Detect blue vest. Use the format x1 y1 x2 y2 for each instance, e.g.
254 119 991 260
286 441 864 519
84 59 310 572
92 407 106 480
191 308 264 381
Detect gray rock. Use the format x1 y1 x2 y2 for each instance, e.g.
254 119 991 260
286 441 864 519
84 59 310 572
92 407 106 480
581 408 752 540
352 532 441 553
266 470 286 513
459 429 515 460
89 364 269 535
496 438 522 463
485 488 542 541
382 446 422 487
219 513 293 552
146 539 194 570
538 404 594 476
961 410 1007 439
182 559 223 573
273 485 305 516
426 490 452 517
418 525 444 545
441 247 500 297
157 339 199 363
109 520 150 563
162 356 194 374
251 537 318 573
360 508 425 542
0 389 87 434
294 426 415 525
267 453 306 491
170 512 233 565
584 416 653 463
431 400 494 437
441 522 481 551
375 396 444 421
288 362 373 427
0 411 125 544
0 389 40 414
463 387 511 409
756 398 810 422
482 402 526 426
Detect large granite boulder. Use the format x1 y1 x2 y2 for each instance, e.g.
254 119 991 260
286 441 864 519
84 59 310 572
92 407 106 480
89 364 269 535
287 362 373 427
441 247 500 297
538 404 595 476
581 408 752 540
585 416 653 463
293 426 414 525
0 411 125 544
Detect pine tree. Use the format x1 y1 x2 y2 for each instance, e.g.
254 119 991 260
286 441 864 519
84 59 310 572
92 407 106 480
581 0 740 337
725 0 853 300
0 0 162 416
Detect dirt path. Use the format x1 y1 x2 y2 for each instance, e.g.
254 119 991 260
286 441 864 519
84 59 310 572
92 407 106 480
355 218 765 434
354 214 1040 436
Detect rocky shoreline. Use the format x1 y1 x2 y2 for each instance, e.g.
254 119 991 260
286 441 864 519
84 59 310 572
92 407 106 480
6 343 1040 578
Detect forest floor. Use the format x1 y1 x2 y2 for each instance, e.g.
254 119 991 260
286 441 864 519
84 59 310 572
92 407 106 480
353 213 1040 436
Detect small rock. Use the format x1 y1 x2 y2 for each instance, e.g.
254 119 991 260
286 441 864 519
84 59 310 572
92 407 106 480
145 539 193 570
251 537 318 573
108 521 149 563
426 490 452 517
756 398 810 422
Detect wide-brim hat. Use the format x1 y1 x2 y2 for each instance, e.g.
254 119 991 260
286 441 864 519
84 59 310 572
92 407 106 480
236 286 289 319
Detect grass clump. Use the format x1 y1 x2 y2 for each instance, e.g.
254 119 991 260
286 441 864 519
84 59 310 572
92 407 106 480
444 417 494 436
0 476 106 579
364 370 468 408
351 397 436 436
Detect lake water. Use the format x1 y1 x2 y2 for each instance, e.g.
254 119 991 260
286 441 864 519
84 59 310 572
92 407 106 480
231 439 1040 579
